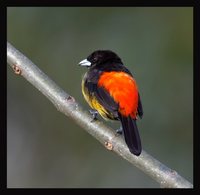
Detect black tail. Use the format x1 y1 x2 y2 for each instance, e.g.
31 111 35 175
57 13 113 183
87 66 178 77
118 114 142 156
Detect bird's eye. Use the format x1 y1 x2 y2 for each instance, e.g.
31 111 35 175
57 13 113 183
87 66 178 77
93 57 97 62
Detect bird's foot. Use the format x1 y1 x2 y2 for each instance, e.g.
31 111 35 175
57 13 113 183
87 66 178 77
116 126 123 135
89 109 98 122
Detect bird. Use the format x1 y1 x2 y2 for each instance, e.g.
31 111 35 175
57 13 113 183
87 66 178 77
79 50 143 156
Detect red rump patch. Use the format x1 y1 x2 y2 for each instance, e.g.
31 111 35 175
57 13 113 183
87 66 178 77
98 71 139 118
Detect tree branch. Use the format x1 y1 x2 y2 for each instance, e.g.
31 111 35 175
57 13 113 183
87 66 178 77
7 42 193 188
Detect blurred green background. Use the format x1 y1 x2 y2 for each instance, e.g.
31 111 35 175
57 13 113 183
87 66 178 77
7 7 193 188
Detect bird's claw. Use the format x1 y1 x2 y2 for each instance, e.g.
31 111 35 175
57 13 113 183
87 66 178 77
116 126 123 135
89 109 98 122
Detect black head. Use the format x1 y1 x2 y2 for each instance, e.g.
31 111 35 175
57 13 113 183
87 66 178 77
79 50 123 67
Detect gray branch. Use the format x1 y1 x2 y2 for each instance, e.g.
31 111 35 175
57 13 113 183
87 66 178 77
7 42 193 188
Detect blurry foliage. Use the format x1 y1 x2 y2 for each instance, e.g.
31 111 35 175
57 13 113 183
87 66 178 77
7 7 193 188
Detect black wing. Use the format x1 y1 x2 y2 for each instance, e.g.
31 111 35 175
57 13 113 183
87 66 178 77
137 93 143 119
95 86 119 117
85 79 119 119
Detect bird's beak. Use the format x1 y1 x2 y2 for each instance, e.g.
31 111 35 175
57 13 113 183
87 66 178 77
78 59 91 67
